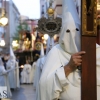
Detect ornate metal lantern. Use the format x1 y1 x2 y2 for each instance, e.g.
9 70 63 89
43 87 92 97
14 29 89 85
37 17 62 37
37 5 62 37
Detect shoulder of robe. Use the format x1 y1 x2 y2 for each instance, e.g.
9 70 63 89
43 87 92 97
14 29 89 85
96 44 100 47
47 44 61 55
96 44 100 59
96 44 100 51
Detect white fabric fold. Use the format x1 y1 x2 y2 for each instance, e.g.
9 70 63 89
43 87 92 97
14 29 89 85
96 44 100 86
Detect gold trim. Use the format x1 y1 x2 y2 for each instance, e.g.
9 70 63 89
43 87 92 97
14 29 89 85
82 0 97 36
34 42 41 50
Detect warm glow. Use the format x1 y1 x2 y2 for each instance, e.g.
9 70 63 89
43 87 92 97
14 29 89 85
20 65 24 68
97 4 100 10
44 34 49 40
32 34 36 41
0 16 8 26
43 40 46 44
53 34 58 40
0 39 5 46
12 40 19 47
42 36 44 39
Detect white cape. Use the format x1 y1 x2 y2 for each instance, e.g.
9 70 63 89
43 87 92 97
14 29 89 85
33 57 45 89
0 65 12 97
0 66 6 86
34 56 46 99
21 64 31 83
39 44 100 100
30 61 36 83
15 61 20 88
6 59 16 89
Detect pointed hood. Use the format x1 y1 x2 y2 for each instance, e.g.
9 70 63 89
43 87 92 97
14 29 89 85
10 46 16 60
59 0 81 55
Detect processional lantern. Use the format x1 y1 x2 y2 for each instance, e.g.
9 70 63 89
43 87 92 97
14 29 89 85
37 1 62 37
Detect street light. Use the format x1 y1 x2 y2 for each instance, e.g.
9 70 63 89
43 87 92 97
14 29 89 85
0 8 8 26
0 15 8 26
0 39 5 46
12 40 19 48
0 0 8 26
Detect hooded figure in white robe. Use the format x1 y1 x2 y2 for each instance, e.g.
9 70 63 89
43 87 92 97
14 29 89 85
39 0 100 100
0 58 6 86
30 57 38 84
0 58 12 97
21 60 31 83
33 36 55 99
6 55 16 89
33 36 55 89
33 37 54 100
15 61 20 88
32 43 45 88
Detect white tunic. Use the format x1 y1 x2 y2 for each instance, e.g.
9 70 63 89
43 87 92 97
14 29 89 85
21 64 31 83
33 56 46 99
33 60 40 90
0 65 6 86
0 62 12 97
15 61 20 88
39 44 100 100
6 59 16 89
30 61 36 83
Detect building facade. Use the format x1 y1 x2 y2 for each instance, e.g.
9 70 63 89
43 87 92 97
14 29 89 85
4 0 20 50
40 0 62 18
40 0 48 17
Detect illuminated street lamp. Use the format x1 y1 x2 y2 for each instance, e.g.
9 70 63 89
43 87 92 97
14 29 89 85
0 15 8 26
0 0 8 26
0 39 5 46
0 8 8 26
12 40 19 48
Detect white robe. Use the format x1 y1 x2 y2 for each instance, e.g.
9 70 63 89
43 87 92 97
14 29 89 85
33 56 46 99
15 61 20 88
21 64 31 83
33 61 39 89
0 65 6 86
39 44 100 100
0 65 12 97
30 61 36 83
33 57 46 88
6 59 16 89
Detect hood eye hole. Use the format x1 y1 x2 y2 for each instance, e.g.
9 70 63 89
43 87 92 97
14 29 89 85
66 29 70 32
76 28 79 31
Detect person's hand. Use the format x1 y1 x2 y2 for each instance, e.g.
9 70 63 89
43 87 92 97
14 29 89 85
64 51 86 76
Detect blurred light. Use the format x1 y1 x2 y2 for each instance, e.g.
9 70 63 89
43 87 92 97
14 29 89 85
20 65 24 68
97 1 100 10
0 16 8 26
42 36 44 39
43 40 46 44
0 39 5 46
53 34 58 40
12 40 19 47
32 34 36 41
44 34 49 40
